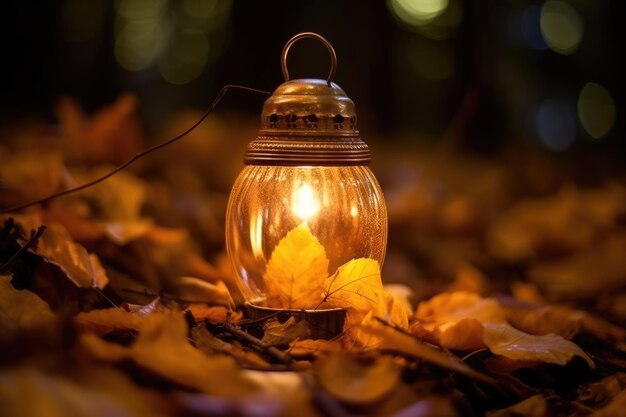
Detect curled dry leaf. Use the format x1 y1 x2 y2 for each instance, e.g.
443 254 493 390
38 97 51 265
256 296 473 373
261 317 311 346
263 223 328 309
316 353 401 405
17 220 109 289
415 292 594 367
74 298 160 335
175 277 234 306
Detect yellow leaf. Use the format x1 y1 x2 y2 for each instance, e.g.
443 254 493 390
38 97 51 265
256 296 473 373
316 353 400 405
0 276 56 340
323 258 409 347
415 292 594 367
263 223 328 309
483 323 594 368
323 258 383 312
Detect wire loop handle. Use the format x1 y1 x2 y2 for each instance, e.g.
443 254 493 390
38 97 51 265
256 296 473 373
281 32 337 86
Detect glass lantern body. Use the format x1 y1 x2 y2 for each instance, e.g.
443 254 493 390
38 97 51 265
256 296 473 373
226 164 387 304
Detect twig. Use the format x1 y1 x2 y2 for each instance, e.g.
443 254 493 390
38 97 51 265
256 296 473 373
0 85 271 214
208 321 293 365
0 225 46 273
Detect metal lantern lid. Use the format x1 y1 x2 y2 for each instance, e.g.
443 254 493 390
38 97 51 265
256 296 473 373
244 32 371 167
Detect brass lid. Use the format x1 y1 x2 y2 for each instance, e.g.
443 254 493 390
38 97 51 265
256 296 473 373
244 33 370 166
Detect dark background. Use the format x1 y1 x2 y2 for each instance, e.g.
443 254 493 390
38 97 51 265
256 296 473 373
0 0 623 162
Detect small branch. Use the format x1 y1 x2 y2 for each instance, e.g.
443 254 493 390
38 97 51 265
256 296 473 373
207 321 293 365
0 225 46 273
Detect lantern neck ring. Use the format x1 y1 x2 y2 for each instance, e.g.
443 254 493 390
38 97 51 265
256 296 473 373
281 32 337 86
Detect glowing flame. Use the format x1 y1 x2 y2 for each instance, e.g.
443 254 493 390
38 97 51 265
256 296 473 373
292 184 319 222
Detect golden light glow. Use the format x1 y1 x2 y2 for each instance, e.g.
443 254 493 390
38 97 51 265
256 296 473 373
578 83 616 140
540 1 583 55
250 210 264 260
292 184 320 222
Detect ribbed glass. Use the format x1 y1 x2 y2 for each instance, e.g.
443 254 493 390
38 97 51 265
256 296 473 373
226 165 387 303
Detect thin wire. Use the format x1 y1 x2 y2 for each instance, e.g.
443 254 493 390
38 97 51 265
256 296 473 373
0 85 271 214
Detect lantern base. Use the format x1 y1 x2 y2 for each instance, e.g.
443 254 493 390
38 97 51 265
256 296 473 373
244 301 346 340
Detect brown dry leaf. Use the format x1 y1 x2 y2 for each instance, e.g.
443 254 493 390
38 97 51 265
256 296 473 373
483 323 593 367
487 183 626 263
74 299 160 335
0 365 165 417
501 298 626 341
80 312 258 397
487 395 548 417
358 318 495 384
262 317 311 347
289 339 343 356
0 151 68 206
185 305 241 323
415 292 594 367
316 353 400 405
578 373 626 407
21 222 108 289
174 277 234 306
529 234 626 299
57 94 144 165
0 276 56 341
589 390 626 417
263 223 328 309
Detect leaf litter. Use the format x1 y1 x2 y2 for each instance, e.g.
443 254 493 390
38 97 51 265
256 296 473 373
0 96 626 416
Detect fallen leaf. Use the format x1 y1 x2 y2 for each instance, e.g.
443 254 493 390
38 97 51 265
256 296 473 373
21 222 108 289
174 277 234 306
0 365 165 417
264 223 328 309
323 258 410 347
483 323 594 367
262 317 311 346
588 390 626 417
316 353 400 405
185 305 241 323
289 339 343 356
578 373 626 407
0 276 56 340
487 395 548 417
359 317 495 384
415 292 594 367
80 312 259 396
74 299 160 335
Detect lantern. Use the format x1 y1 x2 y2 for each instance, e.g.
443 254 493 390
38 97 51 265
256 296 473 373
226 33 387 320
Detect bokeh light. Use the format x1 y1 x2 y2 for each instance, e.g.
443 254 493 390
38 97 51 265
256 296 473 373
578 83 616 140
114 0 168 71
388 0 450 26
158 31 210 85
536 99 577 151
540 1 583 55
521 5 548 50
